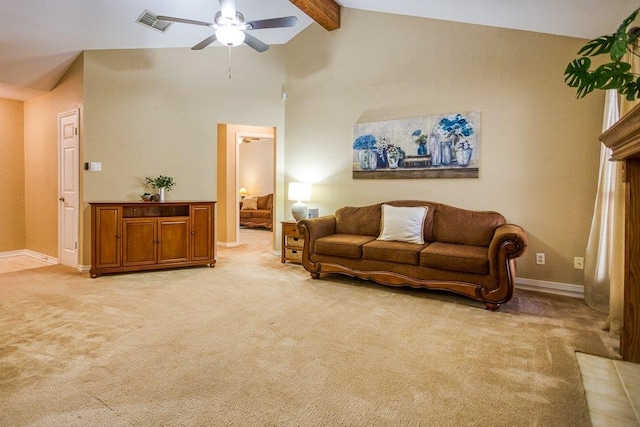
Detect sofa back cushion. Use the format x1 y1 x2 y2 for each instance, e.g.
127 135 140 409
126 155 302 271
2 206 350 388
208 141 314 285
335 201 436 240
432 204 505 246
335 204 382 236
257 194 273 210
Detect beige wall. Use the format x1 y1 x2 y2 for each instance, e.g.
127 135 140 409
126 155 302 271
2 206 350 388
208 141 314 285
0 97 26 251
284 9 604 286
23 54 84 259
82 48 286 263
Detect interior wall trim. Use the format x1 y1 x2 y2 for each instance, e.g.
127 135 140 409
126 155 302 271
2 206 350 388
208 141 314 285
516 277 584 298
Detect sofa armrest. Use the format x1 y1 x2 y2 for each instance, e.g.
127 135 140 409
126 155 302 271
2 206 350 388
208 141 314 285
297 216 337 246
479 224 528 309
489 224 528 260
297 216 337 275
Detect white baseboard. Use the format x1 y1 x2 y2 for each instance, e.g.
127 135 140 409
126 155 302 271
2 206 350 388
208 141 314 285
516 277 584 298
78 265 91 273
217 242 240 248
0 249 58 265
0 250 25 259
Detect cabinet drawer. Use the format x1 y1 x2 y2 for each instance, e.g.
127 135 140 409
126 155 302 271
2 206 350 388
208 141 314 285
283 222 301 237
286 235 304 249
285 248 303 262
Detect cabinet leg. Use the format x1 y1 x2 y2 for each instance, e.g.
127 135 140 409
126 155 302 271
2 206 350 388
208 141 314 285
90 273 98 278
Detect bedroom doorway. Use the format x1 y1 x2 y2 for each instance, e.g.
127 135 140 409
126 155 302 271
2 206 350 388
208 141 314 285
216 124 275 247
238 134 274 234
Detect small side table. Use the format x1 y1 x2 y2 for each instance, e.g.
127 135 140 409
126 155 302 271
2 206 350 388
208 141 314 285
281 220 304 264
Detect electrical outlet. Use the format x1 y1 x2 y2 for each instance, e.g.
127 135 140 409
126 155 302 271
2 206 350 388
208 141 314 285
574 257 584 270
536 253 545 265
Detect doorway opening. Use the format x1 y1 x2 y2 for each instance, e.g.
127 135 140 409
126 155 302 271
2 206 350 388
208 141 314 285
216 124 275 248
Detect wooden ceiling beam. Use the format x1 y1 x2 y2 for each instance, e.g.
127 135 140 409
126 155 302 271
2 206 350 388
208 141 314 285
289 0 341 31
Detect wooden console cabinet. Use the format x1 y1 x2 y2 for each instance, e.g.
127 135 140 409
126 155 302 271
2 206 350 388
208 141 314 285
90 201 216 277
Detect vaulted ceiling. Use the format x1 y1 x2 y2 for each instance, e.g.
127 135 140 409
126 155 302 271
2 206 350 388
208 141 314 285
0 0 637 100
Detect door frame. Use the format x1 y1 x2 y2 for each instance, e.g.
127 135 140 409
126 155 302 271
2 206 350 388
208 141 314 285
57 108 80 269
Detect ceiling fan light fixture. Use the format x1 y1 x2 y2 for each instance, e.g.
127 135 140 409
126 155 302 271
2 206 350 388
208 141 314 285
215 27 245 46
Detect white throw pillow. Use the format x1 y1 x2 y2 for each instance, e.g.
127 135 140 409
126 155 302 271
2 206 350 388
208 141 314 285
377 204 428 244
241 198 258 210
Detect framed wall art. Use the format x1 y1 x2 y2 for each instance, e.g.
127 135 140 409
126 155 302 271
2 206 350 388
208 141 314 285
352 111 480 179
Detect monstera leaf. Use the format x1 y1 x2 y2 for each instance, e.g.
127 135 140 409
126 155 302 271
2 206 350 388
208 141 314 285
564 58 599 98
565 7 640 100
621 77 640 101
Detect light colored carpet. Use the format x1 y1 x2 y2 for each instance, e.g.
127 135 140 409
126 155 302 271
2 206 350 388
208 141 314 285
0 229 618 426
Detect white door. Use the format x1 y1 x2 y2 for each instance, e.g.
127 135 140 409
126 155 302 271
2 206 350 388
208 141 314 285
58 109 79 267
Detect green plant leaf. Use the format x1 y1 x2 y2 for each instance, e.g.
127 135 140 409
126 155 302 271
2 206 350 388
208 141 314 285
564 58 603 98
620 76 640 101
578 35 616 57
611 7 640 61
564 57 591 88
617 7 640 35
594 62 634 90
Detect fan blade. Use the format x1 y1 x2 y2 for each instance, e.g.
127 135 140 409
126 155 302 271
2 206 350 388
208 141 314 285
244 33 269 52
246 16 299 30
219 0 237 19
192 35 217 50
157 15 213 27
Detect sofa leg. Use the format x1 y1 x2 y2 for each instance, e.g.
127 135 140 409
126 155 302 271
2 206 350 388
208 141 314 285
484 302 500 311
310 272 320 279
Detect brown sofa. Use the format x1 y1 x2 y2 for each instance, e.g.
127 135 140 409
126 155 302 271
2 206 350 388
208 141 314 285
240 193 273 230
297 200 527 310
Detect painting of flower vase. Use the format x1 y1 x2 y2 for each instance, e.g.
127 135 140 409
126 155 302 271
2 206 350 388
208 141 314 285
352 111 479 179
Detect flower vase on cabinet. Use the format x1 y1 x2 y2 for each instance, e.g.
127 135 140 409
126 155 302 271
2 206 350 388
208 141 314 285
158 187 166 202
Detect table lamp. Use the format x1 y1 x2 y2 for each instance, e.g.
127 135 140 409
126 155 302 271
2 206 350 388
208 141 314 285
288 182 311 221
239 187 249 200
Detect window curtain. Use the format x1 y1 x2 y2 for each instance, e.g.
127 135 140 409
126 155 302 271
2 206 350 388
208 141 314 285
584 90 624 337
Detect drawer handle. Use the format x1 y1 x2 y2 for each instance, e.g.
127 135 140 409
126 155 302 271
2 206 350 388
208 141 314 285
291 250 298 254
293 237 299 242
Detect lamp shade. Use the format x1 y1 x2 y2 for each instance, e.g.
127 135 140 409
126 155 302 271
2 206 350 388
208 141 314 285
239 187 249 198
288 182 311 202
216 27 245 46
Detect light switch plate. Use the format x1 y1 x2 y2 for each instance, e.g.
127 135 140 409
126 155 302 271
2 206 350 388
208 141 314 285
89 162 102 172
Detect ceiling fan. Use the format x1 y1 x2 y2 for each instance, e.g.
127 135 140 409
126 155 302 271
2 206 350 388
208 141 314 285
157 0 299 52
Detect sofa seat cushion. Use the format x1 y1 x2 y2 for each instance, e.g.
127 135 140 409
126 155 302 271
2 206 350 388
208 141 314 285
249 210 271 219
315 234 376 259
420 242 489 274
363 240 426 265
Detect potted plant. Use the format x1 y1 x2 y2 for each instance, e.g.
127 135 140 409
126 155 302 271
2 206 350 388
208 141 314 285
565 7 640 100
145 175 175 201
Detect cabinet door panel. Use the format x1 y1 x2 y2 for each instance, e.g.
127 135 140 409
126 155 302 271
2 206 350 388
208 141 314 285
191 204 213 261
95 206 122 268
123 219 156 266
159 219 190 264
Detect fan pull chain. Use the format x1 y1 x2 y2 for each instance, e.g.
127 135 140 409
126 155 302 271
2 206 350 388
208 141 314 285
228 46 232 80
